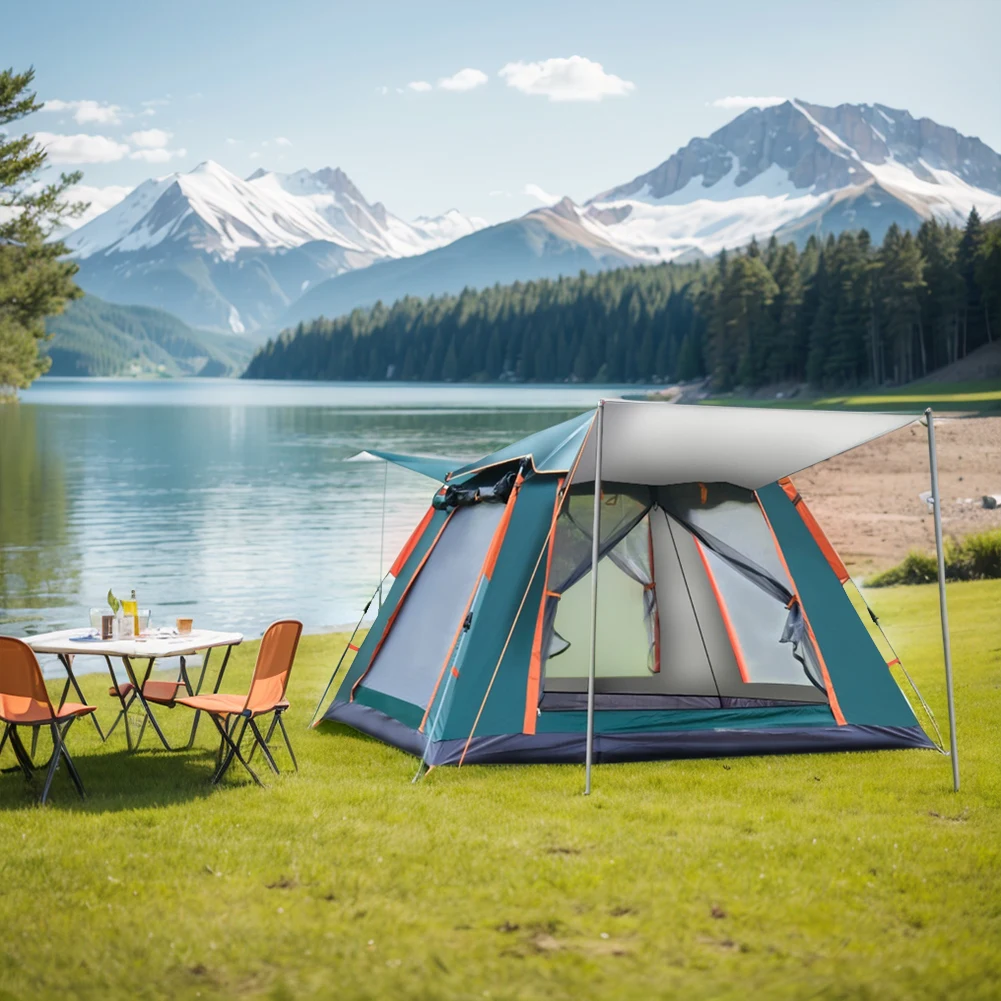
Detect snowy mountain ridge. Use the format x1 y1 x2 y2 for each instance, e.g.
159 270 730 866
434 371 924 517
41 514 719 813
584 99 1001 260
65 160 486 261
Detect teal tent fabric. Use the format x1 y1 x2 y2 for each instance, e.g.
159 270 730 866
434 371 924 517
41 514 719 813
349 450 460 482
446 411 594 480
757 482 919 728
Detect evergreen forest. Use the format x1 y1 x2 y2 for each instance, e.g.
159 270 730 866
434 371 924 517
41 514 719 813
244 211 1000 390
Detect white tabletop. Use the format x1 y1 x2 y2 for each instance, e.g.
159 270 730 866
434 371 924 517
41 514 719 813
25 627 244 659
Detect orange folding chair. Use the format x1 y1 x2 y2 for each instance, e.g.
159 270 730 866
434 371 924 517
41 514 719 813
0 637 97 804
174 620 302 786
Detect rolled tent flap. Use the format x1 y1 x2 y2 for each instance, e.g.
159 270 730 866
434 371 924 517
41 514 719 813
346 450 462 482
446 411 595 480
570 402 918 489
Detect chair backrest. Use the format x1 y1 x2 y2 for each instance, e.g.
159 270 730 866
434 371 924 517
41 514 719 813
244 620 303 714
0 637 55 721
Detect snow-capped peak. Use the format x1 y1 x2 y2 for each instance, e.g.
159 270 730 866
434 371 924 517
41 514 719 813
65 161 486 262
584 99 1001 262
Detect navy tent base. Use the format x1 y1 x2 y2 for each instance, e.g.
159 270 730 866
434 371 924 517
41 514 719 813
324 700 935 767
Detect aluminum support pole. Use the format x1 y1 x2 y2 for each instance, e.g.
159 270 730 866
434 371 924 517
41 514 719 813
585 403 604 796
378 460 389 610
926 408 959 792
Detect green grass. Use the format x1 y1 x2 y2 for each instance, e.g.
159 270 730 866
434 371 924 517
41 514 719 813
866 529 1001 587
699 379 1001 414
1 580 1000 1000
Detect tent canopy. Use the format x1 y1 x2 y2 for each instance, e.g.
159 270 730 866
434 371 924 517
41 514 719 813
447 403 917 490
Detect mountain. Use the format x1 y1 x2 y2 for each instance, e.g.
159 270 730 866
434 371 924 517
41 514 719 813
43 295 254 377
65 101 1000 336
584 99 1001 259
279 197 645 328
66 161 485 335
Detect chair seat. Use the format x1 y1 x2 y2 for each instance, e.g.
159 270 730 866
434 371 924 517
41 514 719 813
175 694 289 718
109 680 187 704
0 698 96 725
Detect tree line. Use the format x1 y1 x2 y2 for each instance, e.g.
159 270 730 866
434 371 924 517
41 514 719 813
246 210 999 389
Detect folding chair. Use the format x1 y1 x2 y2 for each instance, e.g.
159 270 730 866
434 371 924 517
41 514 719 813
175 620 302 786
0 636 97 804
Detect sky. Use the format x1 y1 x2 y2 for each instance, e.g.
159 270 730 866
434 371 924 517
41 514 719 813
4 0 1000 226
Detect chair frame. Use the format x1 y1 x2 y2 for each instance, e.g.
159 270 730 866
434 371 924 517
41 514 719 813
0 719 86 803
211 703 298 786
176 619 302 787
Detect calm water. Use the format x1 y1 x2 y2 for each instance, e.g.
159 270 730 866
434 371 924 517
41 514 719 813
0 378 641 670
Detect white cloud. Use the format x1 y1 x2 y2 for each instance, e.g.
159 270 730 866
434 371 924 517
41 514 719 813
274 137 292 147
34 131 130 164
41 98 124 125
499 56 634 102
128 128 171 149
524 183 560 206
438 68 488 92
407 80 432 93
141 98 170 108
710 95 787 111
489 189 511 197
249 151 261 160
129 146 187 163
226 137 242 145
375 85 389 96
62 183 132 228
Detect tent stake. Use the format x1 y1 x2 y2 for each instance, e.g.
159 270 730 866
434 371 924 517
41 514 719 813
585 403 604 796
926 408 959 792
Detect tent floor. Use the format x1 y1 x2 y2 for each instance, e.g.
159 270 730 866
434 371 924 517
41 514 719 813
322 700 936 767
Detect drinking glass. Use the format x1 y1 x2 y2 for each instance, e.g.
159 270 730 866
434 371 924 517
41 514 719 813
138 609 151 634
89 608 103 631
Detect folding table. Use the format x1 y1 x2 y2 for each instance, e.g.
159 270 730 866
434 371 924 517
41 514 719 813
25 628 244 752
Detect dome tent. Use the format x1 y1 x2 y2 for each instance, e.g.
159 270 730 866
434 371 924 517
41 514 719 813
316 402 951 784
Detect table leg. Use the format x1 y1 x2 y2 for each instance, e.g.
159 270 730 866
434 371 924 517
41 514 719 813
105 655 133 750
58 654 105 741
186 645 232 749
121 656 173 752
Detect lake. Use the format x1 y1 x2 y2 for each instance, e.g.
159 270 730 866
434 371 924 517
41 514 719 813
0 378 642 671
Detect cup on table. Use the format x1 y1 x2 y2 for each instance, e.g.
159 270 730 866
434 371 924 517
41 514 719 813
101 615 115 640
89 608 103 631
138 609 151 634
118 615 134 639
176 617 193 635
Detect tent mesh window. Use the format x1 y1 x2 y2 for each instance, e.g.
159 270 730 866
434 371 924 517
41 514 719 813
539 483 829 709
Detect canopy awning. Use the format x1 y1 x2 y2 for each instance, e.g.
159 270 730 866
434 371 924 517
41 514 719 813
355 402 918 490
346 450 459 482
571 401 918 489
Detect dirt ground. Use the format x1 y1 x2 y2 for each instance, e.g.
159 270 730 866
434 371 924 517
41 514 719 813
793 416 1001 574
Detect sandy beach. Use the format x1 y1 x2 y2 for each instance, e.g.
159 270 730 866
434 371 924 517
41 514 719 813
793 416 1001 573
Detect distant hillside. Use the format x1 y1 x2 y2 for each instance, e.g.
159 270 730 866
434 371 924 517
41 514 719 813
279 199 643 329
43 296 253 377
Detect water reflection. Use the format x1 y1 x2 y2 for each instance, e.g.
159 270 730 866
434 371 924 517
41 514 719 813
1 379 625 661
0 406 80 623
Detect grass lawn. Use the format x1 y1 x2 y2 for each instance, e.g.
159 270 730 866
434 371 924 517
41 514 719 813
1 580 999 1000
699 379 1001 414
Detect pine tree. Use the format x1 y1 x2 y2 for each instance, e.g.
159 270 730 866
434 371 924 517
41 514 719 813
1 67 86 397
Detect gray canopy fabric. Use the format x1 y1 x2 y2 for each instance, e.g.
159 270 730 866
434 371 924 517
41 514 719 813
571 401 917 489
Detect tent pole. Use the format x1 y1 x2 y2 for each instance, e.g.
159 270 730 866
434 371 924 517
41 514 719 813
378 460 389 610
926 408 959 792
585 403 604 796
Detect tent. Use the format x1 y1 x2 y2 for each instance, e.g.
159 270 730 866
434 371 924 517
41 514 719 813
317 401 955 785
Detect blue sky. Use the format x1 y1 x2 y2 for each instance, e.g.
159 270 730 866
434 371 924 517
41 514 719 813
5 0 1000 224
